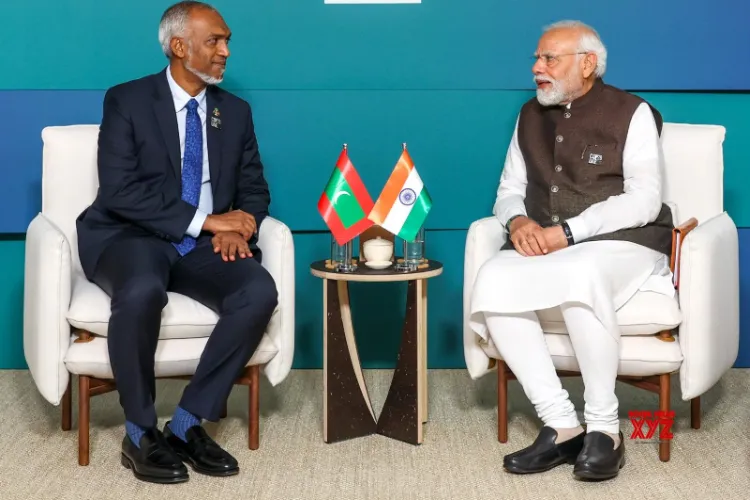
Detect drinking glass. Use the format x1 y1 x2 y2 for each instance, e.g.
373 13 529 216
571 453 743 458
403 226 425 264
395 226 425 272
330 234 356 272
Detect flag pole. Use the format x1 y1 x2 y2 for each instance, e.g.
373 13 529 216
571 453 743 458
335 142 356 273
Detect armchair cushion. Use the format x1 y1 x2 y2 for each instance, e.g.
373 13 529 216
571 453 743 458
536 290 681 336
64 334 278 379
67 274 280 341
481 334 684 378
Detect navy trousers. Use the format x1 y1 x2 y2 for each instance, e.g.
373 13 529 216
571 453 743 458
89 233 278 429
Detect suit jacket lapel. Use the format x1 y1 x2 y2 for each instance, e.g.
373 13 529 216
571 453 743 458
152 70 182 185
206 87 223 197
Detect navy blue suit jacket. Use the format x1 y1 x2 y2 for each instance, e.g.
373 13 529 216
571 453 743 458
76 69 270 279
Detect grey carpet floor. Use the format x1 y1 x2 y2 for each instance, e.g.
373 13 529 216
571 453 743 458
0 368 748 500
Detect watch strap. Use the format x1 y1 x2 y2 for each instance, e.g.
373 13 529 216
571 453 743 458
561 221 575 245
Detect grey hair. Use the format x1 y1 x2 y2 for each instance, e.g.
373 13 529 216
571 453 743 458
543 20 607 78
158 1 217 58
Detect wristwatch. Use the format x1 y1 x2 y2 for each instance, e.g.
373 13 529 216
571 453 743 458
561 221 575 246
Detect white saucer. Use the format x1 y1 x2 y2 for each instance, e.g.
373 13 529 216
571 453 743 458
365 260 393 270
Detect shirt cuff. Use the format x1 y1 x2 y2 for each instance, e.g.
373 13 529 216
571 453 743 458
564 216 589 243
186 209 208 238
496 201 527 228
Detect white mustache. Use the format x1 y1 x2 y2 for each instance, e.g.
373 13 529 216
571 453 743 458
534 76 554 84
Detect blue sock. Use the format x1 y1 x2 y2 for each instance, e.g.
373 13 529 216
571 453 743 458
169 406 201 442
126 420 146 449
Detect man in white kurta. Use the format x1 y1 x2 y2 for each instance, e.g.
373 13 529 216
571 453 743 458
469 20 675 480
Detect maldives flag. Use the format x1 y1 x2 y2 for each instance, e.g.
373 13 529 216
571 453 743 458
368 147 432 242
317 146 375 245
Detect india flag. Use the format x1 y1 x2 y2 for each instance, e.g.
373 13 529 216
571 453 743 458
368 147 432 242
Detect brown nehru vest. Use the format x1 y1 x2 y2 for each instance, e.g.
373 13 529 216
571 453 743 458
503 78 673 255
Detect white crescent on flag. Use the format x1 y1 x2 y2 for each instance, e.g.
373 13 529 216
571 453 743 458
332 191 351 204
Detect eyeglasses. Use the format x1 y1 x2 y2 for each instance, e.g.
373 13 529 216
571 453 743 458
532 52 588 67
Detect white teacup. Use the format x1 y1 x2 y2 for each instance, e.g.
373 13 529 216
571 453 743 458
363 237 393 263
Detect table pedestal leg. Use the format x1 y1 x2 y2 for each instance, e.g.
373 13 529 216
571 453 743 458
323 279 377 443
377 280 424 444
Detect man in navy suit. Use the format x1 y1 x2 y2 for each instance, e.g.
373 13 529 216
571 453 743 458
76 1 278 483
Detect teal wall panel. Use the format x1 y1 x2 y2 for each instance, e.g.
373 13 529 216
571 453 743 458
633 92 749 219
0 240 26 369
7 226 750 370
292 230 465 369
0 230 466 370
4 0 747 90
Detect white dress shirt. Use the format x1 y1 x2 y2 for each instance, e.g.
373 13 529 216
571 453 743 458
166 66 213 238
493 102 664 243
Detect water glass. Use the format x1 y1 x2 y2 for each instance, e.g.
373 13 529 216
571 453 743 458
330 234 356 272
330 234 347 267
403 227 425 265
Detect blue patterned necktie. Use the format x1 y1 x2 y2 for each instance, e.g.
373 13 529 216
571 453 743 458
173 98 202 256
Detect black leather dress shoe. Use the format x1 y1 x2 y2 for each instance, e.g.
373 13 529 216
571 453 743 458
120 429 189 484
503 426 585 474
573 431 626 480
164 422 239 477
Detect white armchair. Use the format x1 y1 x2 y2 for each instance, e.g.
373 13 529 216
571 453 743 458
463 122 739 462
23 125 295 465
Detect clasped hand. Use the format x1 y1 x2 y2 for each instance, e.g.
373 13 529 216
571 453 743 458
212 231 251 261
509 216 568 257
202 210 257 262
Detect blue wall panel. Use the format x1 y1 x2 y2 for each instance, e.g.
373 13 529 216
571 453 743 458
3 89 750 233
3 0 748 91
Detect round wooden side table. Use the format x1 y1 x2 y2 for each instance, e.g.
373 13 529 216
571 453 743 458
310 259 443 445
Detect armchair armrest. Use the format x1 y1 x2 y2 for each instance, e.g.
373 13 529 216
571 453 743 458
670 217 698 289
23 213 73 405
463 216 507 379
676 212 739 400
256 216 295 386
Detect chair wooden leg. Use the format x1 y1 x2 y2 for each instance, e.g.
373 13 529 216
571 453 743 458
691 397 701 429
659 373 671 462
62 376 72 431
248 365 260 450
498 361 508 443
79 375 91 466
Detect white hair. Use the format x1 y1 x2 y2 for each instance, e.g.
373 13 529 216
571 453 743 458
543 20 607 78
158 1 217 59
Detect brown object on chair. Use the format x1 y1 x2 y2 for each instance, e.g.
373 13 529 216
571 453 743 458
496 216 701 462
358 226 395 262
61 330 263 465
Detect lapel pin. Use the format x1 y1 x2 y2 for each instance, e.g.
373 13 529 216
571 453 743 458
213 107 220 117
588 153 603 165
211 116 222 129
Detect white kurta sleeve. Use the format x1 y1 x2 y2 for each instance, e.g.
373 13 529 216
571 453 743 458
493 116 528 229
565 102 664 242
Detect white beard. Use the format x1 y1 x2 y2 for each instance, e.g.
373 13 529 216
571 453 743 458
186 60 224 85
534 76 567 106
